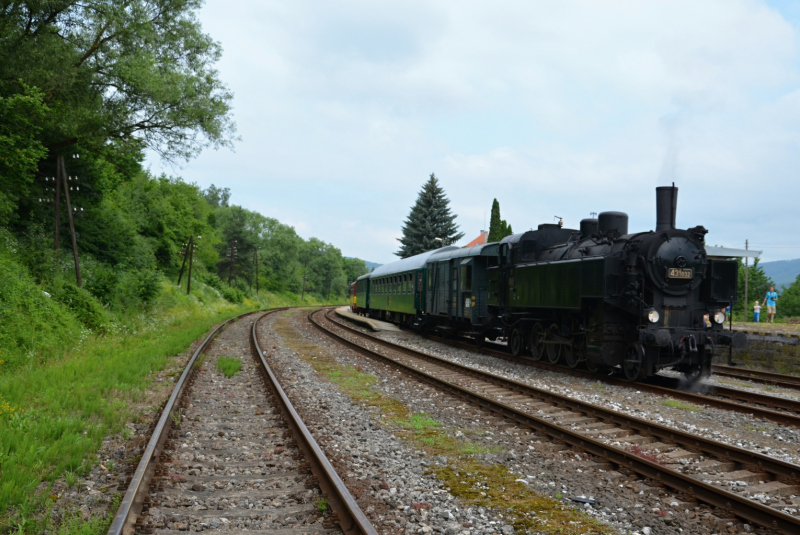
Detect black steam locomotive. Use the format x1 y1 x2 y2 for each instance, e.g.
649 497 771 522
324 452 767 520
351 186 745 382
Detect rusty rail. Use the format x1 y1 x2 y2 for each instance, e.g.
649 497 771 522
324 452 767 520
313 308 800 534
108 310 259 535
417 332 800 428
713 364 800 391
251 310 377 535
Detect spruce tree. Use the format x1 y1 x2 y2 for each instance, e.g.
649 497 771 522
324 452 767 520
396 173 464 258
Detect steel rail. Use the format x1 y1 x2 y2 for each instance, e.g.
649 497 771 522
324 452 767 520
417 332 800 428
108 310 259 535
322 309 800 481
713 365 800 391
312 309 800 534
251 310 377 535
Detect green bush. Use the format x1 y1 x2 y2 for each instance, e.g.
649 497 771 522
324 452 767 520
49 281 111 333
220 285 243 304
0 233 80 370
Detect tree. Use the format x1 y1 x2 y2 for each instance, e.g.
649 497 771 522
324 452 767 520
396 173 464 258
779 274 800 318
487 199 513 242
204 184 231 208
0 87 49 226
0 0 236 163
735 257 774 318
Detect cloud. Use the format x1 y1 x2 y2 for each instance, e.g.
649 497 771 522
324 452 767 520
147 0 800 263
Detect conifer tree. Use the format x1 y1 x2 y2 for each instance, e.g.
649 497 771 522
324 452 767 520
488 199 503 242
396 174 464 258
487 198 513 242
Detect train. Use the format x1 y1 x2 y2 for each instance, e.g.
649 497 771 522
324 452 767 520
349 186 746 382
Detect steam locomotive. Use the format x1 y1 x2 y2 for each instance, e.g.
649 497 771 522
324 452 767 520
350 186 745 381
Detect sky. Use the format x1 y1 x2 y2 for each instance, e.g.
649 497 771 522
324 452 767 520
147 0 800 265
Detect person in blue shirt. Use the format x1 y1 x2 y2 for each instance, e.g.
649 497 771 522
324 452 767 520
763 286 779 323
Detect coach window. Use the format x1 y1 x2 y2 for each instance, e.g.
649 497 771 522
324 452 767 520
461 265 472 291
452 268 458 291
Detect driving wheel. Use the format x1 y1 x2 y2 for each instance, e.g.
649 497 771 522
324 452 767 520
509 328 523 357
623 343 646 382
529 323 545 361
546 324 562 364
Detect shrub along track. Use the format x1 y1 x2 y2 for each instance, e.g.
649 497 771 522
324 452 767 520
417 332 800 429
108 309 376 535
314 308 800 534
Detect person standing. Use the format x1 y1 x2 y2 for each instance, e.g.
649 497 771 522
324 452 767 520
763 286 779 323
753 301 761 323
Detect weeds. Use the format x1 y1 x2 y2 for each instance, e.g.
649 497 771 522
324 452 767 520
64 471 77 489
661 398 702 412
216 357 242 378
276 313 611 534
315 497 329 512
170 408 183 428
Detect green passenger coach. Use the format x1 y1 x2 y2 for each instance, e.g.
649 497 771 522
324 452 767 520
364 247 458 325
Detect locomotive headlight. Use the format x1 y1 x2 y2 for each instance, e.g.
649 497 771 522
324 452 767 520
713 311 726 324
647 309 660 323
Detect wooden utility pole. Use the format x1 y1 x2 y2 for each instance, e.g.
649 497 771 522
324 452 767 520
177 240 190 285
744 239 749 322
54 165 61 265
186 235 195 295
255 250 259 293
228 240 237 286
59 155 82 287
301 272 307 302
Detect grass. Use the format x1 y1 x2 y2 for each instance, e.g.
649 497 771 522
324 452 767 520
275 312 612 535
661 398 703 412
315 497 329 513
591 383 607 393
0 297 249 531
216 357 242 378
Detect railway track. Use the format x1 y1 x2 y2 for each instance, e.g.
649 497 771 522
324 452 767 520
712 365 800 392
313 308 800 534
418 332 800 429
108 309 376 535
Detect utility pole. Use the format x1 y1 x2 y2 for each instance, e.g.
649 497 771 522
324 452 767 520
54 163 61 267
186 235 195 295
252 249 259 293
744 239 749 322
177 240 190 285
327 278 332 302
301 272 307 302
58 155 82 287
228 240 237 286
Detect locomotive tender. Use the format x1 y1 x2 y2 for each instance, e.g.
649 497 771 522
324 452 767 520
349 186 745 381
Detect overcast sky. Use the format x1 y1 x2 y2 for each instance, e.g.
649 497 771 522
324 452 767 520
147 0 800 265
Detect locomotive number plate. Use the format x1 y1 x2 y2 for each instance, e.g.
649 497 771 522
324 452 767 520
667 267 693 280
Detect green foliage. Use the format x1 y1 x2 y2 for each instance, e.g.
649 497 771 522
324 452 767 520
0 231 81 371
779 274 800 318
736 258 775 319
50 280 111 333
396 173 464 258
0 86 49 226
487 199 514 243
0 0 235 162
216 357 242 378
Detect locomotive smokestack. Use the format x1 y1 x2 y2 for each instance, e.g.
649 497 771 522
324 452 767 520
655 185 678 231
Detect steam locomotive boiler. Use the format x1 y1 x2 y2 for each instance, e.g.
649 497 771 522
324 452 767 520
487 186 745 381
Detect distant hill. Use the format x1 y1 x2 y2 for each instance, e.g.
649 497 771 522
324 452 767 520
345 258 383 273
761 258 800 289
364 261 382 272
